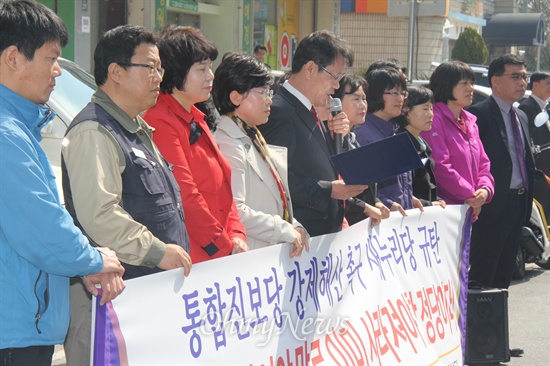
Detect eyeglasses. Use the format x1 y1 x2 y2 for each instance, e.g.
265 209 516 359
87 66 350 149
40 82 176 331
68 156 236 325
253 89 274 99
118 63 165 78
383 90 409 98
317 64 345 82
189 120 203 145
499 73 528 82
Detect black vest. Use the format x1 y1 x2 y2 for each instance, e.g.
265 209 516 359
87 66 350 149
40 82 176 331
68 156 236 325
62 103 190 279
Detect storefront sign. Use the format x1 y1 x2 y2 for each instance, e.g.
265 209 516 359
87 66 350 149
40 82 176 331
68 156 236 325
169 0 198 12
242 0 252 54
277 0 299 70
155 0 167 30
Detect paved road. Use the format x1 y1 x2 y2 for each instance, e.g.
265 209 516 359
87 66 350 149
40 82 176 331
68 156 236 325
506 263 550 366
52 264 550 365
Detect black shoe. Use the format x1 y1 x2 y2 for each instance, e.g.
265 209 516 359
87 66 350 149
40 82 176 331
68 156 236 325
510 347 524 357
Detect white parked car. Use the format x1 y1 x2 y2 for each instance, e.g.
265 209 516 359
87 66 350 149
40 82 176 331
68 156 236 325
430 62 490 87
40 58 97 201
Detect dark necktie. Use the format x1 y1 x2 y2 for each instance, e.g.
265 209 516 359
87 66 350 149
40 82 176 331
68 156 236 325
510 107 529 190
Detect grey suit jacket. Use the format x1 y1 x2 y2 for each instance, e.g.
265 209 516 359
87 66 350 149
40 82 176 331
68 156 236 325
468 96 535 224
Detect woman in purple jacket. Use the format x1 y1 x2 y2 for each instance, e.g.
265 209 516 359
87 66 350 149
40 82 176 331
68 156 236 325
354 67 424 215
421 61 494 219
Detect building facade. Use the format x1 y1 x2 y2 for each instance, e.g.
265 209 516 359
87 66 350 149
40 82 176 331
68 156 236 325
41 0 538 78
38 0 338 72
340 0 491 79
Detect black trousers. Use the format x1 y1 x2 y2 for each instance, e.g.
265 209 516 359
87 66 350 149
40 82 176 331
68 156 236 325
469 192 527 289
0 346 54 366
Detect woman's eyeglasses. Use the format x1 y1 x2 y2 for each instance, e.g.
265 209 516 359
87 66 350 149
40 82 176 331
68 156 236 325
253 89 274 99
383 90 409 99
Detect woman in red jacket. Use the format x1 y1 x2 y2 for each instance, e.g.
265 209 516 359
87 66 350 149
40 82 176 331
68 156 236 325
143 25 247 263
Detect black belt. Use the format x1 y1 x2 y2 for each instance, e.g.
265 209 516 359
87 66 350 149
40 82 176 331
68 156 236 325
509 187 526 195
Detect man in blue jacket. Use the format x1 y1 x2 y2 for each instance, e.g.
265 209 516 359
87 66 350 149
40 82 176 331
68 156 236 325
0 1 125 364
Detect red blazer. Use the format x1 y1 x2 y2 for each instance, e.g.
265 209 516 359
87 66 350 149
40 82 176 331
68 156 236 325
143 93 245 263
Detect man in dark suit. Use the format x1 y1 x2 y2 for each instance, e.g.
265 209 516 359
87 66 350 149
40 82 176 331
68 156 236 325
519 72 550 176
258 30 367 236
467 54 535 291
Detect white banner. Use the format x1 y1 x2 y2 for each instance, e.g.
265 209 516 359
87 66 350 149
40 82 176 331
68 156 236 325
92 205 471 365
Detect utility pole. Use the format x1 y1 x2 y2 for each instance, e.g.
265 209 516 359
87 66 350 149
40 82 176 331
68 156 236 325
407 0 418 81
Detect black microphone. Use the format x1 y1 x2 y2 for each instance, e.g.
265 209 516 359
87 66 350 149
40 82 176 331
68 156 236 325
330 98 343 154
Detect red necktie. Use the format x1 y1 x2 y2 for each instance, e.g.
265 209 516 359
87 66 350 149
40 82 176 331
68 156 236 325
310 106 325 138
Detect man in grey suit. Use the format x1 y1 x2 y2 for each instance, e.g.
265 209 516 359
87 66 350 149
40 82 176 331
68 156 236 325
467 54 536 360
258 30 367 236
467 54 535 291
519 71 550 175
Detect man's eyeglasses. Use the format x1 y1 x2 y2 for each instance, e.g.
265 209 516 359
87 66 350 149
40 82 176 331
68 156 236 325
253 89 274 99
499 73 528 82
317 64 345 82
118 63 165 78
383 90 409 99
189 120 203 145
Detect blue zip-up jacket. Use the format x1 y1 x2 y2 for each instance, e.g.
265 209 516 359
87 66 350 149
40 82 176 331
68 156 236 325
0 84 104 348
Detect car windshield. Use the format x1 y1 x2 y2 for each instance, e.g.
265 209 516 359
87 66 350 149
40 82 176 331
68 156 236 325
47 59 96 125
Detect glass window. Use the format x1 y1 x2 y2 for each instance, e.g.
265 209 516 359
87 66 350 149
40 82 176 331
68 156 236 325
252 0 276 49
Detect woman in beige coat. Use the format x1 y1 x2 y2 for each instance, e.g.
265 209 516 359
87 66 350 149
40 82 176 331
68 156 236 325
212 53 309 255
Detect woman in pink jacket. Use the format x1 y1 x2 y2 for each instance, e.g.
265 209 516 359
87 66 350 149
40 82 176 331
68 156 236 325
421 61 494 219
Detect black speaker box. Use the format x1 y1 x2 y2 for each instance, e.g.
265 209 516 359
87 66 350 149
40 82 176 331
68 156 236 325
465 288 510 364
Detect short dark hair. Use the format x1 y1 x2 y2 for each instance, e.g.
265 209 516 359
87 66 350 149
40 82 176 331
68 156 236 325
429 61 475 103
212 52 273 115
394 86 433 128
365 67 407 113
365 58 408 78
529 72 550 89
94 25 156 87
487 54 526 87
254 45 267 54
158 25 218 94
332 74 367 101
291 30 353 74
0 0 68 60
